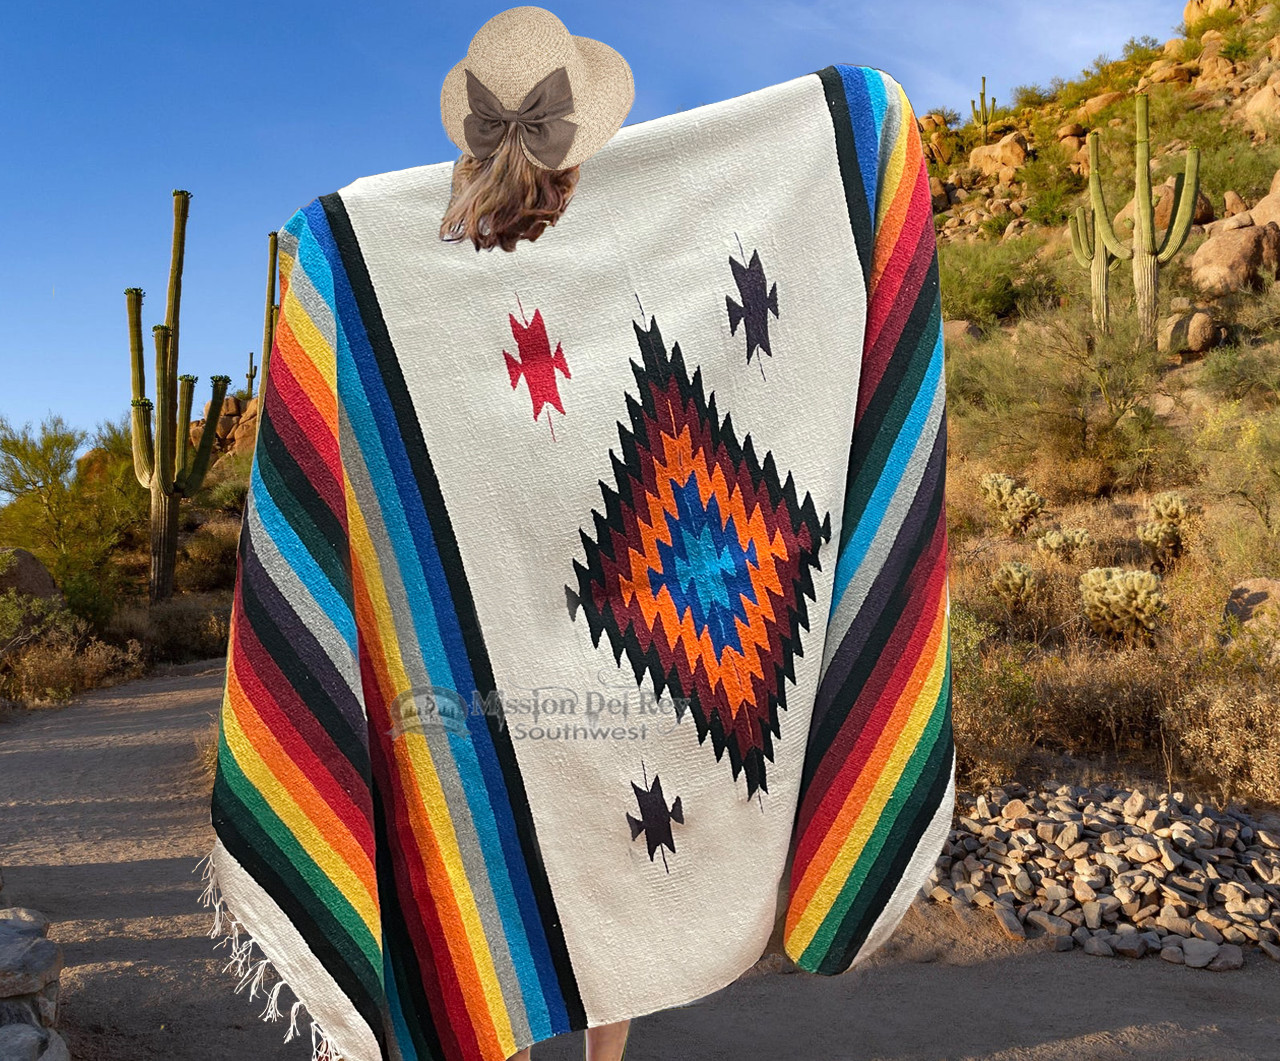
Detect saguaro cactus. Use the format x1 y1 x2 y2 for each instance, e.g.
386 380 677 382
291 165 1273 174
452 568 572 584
1068 203 1123 333
259 231 279 401
245 350 257 397
1087 93 1200 347
127 190 231 603
971 75 996 144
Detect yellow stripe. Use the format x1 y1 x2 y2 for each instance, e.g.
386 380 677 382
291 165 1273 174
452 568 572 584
875 82 911 234
345 476 517 1057
282 263 339 396
788 629 948 949
220 675 381 939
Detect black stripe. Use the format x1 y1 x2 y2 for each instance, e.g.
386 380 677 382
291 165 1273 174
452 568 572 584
815 65 873 293
373 784 446 1061
800 423 946 791
843 253 942 534
211 770 388 1050
817 700 954 973
319 191 588 1031
256 394 350 598
238 531 372 779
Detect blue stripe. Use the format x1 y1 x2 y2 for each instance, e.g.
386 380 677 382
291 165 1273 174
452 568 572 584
383 933 419 1061
305 201 566 1037
830 331 943 608
837 65 883 224
248 457 357 653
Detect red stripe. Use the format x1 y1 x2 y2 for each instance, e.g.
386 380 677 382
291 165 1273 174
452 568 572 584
794 517 946 851
265 351 346 517
233 606 376 855
857 185 936 421
360 644 484 1061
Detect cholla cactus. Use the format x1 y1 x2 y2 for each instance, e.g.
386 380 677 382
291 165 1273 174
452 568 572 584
1079 567 1167 640
1036 527 1092 561
992 560 1040 613
978 472 1047 535
1139 491 1196 571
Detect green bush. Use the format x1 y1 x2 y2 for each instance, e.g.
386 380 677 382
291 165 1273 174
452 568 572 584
939 236 1061 328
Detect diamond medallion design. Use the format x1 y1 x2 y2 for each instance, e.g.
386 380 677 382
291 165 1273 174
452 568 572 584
566 315 831 798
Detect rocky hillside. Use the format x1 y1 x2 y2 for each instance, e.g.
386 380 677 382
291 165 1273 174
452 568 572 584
925 0 1280 251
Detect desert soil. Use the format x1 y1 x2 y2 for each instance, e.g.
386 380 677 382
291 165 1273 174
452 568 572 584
2 664 1279 1061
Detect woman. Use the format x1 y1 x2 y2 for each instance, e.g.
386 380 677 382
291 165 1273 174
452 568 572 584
439 9 636 1060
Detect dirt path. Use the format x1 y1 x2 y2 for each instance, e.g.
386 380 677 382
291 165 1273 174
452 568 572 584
2 666 1279 1061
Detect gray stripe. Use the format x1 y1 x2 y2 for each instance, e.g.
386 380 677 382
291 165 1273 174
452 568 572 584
339 398 534 1043
284 240 338 354
876 85 903 225
242 492 364 698
819 365 944 676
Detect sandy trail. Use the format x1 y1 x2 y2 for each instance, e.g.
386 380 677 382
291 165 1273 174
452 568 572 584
1 665 1279 1061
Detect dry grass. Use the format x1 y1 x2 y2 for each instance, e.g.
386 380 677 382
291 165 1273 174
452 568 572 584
949 446 1280 811
107 591 232 664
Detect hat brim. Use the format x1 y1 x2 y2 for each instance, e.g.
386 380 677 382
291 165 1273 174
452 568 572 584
440 33 634 170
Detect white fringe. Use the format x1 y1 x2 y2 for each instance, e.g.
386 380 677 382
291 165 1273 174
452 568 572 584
196 852 349 1061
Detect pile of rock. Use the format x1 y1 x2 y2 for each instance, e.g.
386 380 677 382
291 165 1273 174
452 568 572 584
921 781 1280 970
0 903 67 1059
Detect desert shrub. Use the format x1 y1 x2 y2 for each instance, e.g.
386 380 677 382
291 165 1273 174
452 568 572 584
1184 8 1244 41
925 105 961 127
979 472 1047 535
1020 147 1087 228
978 214 1014 241
1036 527 1092 560
1079 566 1167 641
176 521 240 593
198 449 253 516
992 560 1040 613
1122 35 1162 64
949 606 1039 786
1199 342 1280 405
938 236 1061 328
1195 403 1280 539
1221 27 1251 62
0 594 143 705
107 592 232 664
1163 683 1280 805
1010 83 1055 109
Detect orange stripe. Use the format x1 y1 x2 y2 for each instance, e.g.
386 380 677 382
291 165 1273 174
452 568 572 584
789 590 946 914
346 493 505 1059
870 115 922 291
225 655 379 904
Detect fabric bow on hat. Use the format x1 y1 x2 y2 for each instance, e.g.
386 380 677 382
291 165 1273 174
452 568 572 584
463 65 577 169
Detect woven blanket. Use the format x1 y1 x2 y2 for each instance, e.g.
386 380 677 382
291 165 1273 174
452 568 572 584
202 62 953 1061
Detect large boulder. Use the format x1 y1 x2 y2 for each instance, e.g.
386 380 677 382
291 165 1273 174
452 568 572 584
1184 0 1242 23
1190 220 1280 295
0 549 57 602
1158 309 1226 357
1245 83 1280 135
969 131 1029 181
1078 91 1126 118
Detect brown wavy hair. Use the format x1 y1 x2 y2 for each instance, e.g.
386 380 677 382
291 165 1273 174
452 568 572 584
439 130 581 252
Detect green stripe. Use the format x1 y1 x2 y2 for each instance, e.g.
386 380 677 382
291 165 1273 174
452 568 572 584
254 418 350 598
841 320 939 544
215 727 383 980
799 654 951 963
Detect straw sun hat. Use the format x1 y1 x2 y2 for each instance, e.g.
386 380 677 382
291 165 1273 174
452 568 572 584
440 6 634 171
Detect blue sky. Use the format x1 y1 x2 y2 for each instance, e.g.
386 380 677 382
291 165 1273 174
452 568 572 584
0 0 1181 437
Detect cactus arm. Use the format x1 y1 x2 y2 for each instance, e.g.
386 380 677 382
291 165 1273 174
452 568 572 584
130 398 155 489
177 373 196 477
1157 148 1201 264
259 231 279 399
165 191 191 450
1134 95 1155 256
126 287 147 401
1069 207 1092 266
176 375 231 496
152 325 175 496
1089 132 1133 260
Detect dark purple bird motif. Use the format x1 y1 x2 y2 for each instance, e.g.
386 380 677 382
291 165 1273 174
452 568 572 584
726 234 779 378
626 760 684 872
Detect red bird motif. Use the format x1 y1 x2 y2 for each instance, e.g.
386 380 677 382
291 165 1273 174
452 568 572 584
503 308 570 431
